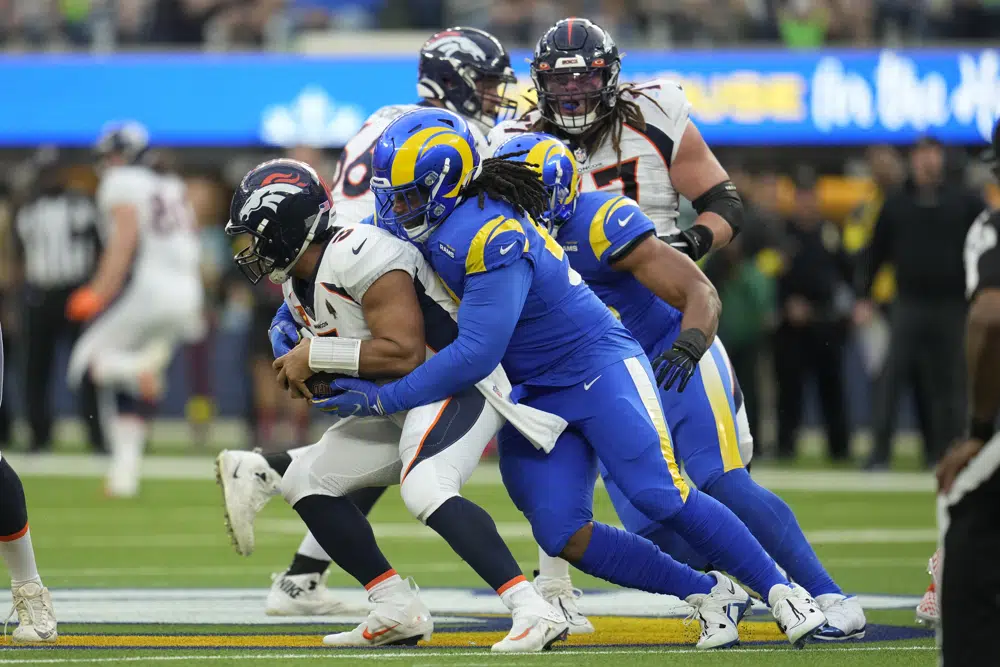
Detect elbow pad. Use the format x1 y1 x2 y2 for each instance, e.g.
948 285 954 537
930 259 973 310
692 180 744 238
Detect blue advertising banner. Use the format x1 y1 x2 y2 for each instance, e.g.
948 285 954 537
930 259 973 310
1 48 998 147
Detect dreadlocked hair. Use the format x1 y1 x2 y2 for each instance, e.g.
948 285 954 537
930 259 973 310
461 152 549 222
529 83 667 175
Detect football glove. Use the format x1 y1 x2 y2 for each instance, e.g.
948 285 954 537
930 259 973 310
310 378 387 417
652 329 709 392
269 302 300 359
664 225 714 262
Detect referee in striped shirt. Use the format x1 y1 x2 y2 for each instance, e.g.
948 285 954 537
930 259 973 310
13 150 105 453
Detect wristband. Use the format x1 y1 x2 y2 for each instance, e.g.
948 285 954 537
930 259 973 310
308 337 361 376
688 224 715 260
969 417 995 443
672 328 709 361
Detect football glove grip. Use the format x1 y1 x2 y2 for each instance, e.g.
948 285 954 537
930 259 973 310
652 328 709 392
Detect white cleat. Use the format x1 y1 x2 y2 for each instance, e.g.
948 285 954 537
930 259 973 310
5 581 57 643
814 594 867 640
215 449 280 556
684 571 751 650
534 575 595 635
322 596 433 647
769 584 828 648
915 584 939 627
492 603 569 653
916 550 940 627
266 571 358 617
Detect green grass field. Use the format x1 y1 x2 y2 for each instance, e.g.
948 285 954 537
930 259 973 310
0 441 940 666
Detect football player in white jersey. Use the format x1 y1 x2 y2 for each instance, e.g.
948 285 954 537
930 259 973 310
262 26 519 616
488 17 743 262
217 159 567 651
66 122 205 498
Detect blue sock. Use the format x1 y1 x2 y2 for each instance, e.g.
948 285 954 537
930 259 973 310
639 526 710 572
706 469 841 596
577 522 713 599
671 488 787 598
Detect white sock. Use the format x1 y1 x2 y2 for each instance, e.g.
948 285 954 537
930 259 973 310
296 531 332 563
0 529 41 586
537 547 570 580
367 571 410 605
106 416 147 496
500 579 545 612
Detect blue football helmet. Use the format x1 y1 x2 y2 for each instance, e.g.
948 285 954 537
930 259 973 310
417 27 517 131
226 158 335 284
493 132 580 226
370 107 481 247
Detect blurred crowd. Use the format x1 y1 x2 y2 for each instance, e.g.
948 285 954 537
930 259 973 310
2 0 1000 49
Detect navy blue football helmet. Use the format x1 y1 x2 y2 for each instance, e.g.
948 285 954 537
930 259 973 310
226 159 335 285
531 18 622 135
417 27 517 131
94 121 150 164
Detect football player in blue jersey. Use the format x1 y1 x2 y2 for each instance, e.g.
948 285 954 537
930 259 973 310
316 106 829 649
493 132 868 641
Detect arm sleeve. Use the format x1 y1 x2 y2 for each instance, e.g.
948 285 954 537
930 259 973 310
378 259 533 412
855 201 891 296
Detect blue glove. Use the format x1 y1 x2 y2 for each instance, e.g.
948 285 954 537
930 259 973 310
269 302 300 359
310 378 389 417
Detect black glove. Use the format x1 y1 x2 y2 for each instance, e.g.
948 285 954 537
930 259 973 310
652 328 709 392
665 225 714 261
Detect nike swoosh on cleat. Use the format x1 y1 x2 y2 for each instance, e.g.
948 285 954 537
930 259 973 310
362 624 399 641
508 627 532 641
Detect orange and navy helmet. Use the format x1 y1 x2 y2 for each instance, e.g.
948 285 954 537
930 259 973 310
493 132 580 226
226 158 335 284
531 18 622 136
370 107 481 248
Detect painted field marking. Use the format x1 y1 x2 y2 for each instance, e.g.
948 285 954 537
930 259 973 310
0 645 937 665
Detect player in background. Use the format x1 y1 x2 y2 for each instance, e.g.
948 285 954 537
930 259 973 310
497 132 867 640
219 159 567 651
66 122 205 498
489 17 738 262
320 107 828 649
1 334 58 643
262 25 519 615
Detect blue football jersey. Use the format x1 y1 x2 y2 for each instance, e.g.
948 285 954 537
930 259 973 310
552 192 684 357
428 196 641 386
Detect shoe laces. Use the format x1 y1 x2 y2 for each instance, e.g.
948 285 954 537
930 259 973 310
536 577 582 601
3 586 45 639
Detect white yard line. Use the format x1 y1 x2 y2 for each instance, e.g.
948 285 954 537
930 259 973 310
0 646 936 665
4 454 935 493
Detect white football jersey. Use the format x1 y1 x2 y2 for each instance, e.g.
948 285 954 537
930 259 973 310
489 79 691 237
331 104 489 225
96 165 201 281
282 222 459 356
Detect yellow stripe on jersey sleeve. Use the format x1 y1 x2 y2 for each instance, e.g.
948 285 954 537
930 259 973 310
466 215 526 275
589 196 631 261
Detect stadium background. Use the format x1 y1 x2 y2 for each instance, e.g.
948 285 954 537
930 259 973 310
1 1 998 665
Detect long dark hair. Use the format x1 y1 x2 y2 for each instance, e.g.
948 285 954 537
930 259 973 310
528 83 666 173
461 152 549 222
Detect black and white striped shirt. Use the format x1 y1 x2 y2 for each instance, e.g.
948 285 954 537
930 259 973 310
15 192 101 289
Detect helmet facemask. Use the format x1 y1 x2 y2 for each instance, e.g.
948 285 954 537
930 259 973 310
534 61 620 135
372 159 455 246
228 205 331 285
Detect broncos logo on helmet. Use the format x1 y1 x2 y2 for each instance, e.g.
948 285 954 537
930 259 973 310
417 27 518 132
226 159 335 285
494 133 580 225
370 107 481 248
